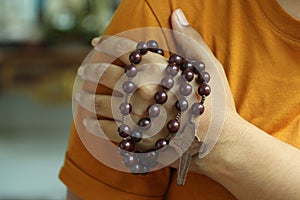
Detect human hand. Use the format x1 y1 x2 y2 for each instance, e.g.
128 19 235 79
74 9 243 172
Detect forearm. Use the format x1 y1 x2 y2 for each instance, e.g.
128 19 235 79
198 114 300 200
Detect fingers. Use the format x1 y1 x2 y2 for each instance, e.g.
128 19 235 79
83 118 120 142
94 35 167 65
77 63 124 89
91 36 101 47
75 91 122 120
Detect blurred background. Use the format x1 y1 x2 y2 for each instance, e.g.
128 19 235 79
0 0 120 199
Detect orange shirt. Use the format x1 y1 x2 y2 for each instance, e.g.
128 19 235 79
59 0 300 199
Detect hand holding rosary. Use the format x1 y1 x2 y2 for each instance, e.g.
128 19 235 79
117 40 211 185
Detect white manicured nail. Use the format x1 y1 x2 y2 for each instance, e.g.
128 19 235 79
175 9 189 26
77 66 85 77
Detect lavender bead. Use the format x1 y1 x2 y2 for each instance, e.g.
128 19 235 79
122 80 136 94
191 102 205 116
125 64 138 78
179 82 192 96
147 104 160 118
175 98 189 112
119 102 132 115
130 130 143 142
166 63 179 76
136 41 148 55
118 124 131 138
161 76 174 90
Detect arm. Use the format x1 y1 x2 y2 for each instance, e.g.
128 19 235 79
171 10 300 200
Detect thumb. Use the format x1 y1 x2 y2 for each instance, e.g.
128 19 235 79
171 9 216 65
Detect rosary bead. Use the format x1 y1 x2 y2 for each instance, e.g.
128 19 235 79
119 139 135 152
166 63 179 76
125 64 138 78
138 118 151 130
167 119 180 133
181 60 194 71
130 130 143 142
147 104 160 118
155 48 164 56
155 139 168 150
122 80 136 93
182 68 194 82
161 76 174 90
198 71 211 83
129 51 142 64
169 54 183 66
119 102 132 115
147 40 159 51
118 124 131 138
175 98 189 112
191 60 205 74
130 163 149 174
136 41 148 55
179 82 193 96
191 102 205 116
154 90 168 104
123 154 136 167
198 83 211 96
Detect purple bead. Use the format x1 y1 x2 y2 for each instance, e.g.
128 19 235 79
191 102 205 116
181 60 193 71
155 49 164 56
125 64 137 78
179 82 192 96
119 102 132 115
198 83 211 96
191 60 205 74
183 68 194 82
138 118 151 130
198 71 210 83
123 154 136 167
130 130 143 142
155 139 168 150
122 80 136 94
119 139 135 152
147 104 160 118
167 119 180 133
175 98 189 112
140 151 158 166
154 90 168 104
169 54 183 66
118 124 131 138
166 63 179 76
161 76 174 90
129 51 142 64
147 40 158 51
136 41 148 55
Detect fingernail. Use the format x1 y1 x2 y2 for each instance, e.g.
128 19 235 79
74 92 81 102
175 9 189 26
77 66 85 77
91 36 101 47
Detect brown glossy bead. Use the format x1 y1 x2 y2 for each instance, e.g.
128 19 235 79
179 82 192 96
147 104 160 118
198 71 211 83
138 118 151 130
130 130 143 142
166 63 179 76
125 64 138 78
122 80 136 93
129 51 142 64
181 60 193 71
136 41 148 55
155 49 164 56
198 83 211 96
169 54 183 66
155 139 168 150
154 90 168 104
119 139 135 152
191 102 205 116
183 68 194 82
147 40 158 52
167 119 180 133
161 76 174 90
175 98 189 112
119 102 132 115
118 124 131 138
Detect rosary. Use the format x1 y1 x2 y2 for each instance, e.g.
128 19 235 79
117 40 211 185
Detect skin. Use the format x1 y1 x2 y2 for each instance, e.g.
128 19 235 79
67 2 300 199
